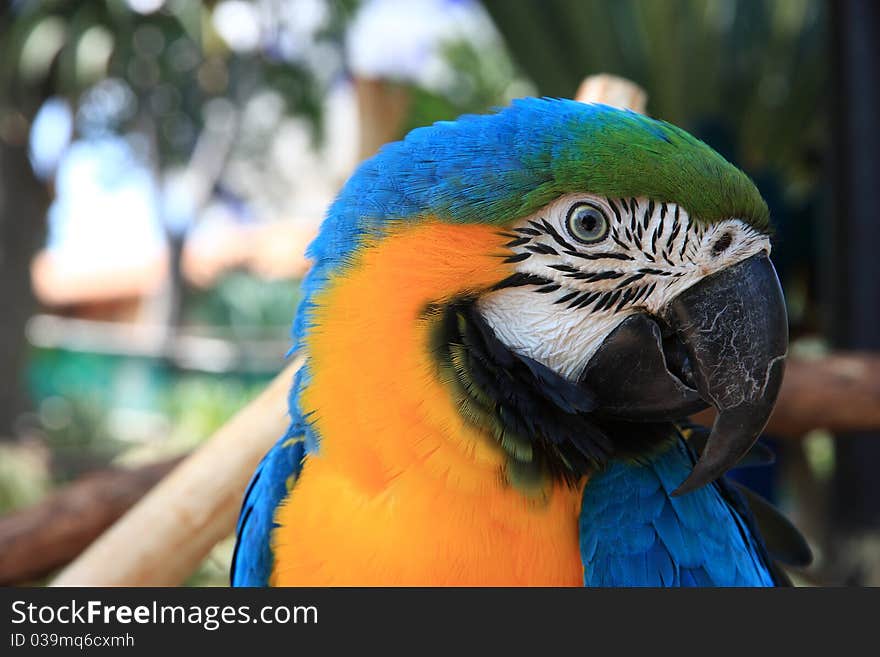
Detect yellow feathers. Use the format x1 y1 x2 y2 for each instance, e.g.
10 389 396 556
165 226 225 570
270 220 583 585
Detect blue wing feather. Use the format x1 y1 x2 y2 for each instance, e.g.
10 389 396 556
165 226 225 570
580 436 777 587
230 425 306 587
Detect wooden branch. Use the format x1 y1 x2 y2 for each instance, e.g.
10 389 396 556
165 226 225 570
354 77 412 161
0 456 183 585
575 74 648 114
771 354 880 436
51 358 301 586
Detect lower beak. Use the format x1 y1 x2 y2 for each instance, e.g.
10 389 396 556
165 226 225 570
580 253 788 495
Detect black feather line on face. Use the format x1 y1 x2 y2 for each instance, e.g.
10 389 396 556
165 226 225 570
629 285 649 304
615 287 637 312
610 226 630 251
666 219 681 251
548 263 579 273
526 243 559 256
492 273 553 291
539 218 576 251
565 291 589 309
584 270 625 282
504 252 532 264
609 198 623 225
574 291 601 309
554 290 580 305
643 200 654 230
505 236 532 248
617 272 647 288
564 250 634 262
680 230 690 259
598 289 623 312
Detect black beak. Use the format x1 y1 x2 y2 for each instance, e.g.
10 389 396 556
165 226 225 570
580 253 788 495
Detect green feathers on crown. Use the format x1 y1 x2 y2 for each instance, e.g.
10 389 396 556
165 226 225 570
544 105 770 230
390 99 770 231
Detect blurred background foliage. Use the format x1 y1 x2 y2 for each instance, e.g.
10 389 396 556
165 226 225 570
0 0 358 148
0 0 838 585
485 0 826 174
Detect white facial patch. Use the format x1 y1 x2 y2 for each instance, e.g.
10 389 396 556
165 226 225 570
479 287 626 380
477 193 771 380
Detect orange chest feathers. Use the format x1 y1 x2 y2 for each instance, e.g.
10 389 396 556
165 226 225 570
270 221 584 586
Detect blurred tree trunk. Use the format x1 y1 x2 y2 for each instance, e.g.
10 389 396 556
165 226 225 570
354 77 411 162
828 0 880 585
0 133 48 438
828 0 880 528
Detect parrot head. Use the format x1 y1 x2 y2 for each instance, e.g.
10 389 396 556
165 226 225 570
301 98 787 496
477 189 786 495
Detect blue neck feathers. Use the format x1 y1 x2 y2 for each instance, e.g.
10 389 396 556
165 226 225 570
579 437 777 586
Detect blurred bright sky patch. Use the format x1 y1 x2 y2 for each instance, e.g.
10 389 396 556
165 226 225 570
46 137 165 269
29 97 73 180
348 0 497 92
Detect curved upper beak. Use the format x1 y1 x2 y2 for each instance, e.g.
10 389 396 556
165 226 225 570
580 253 788 495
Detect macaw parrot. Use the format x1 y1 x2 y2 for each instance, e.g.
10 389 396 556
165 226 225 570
232 98 810 586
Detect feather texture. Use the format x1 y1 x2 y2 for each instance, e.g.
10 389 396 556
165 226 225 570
230 422 309 586
230 99 784 587
580 436 778 586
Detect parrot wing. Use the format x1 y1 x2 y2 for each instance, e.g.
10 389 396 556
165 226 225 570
685 423 813 570
725 481 813 569
579 435 781 586
230 429 306 586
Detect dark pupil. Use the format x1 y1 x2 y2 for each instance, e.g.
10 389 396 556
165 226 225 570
580 211 598 232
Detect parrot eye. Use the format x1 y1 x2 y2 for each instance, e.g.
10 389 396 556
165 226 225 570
565 202 609 244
